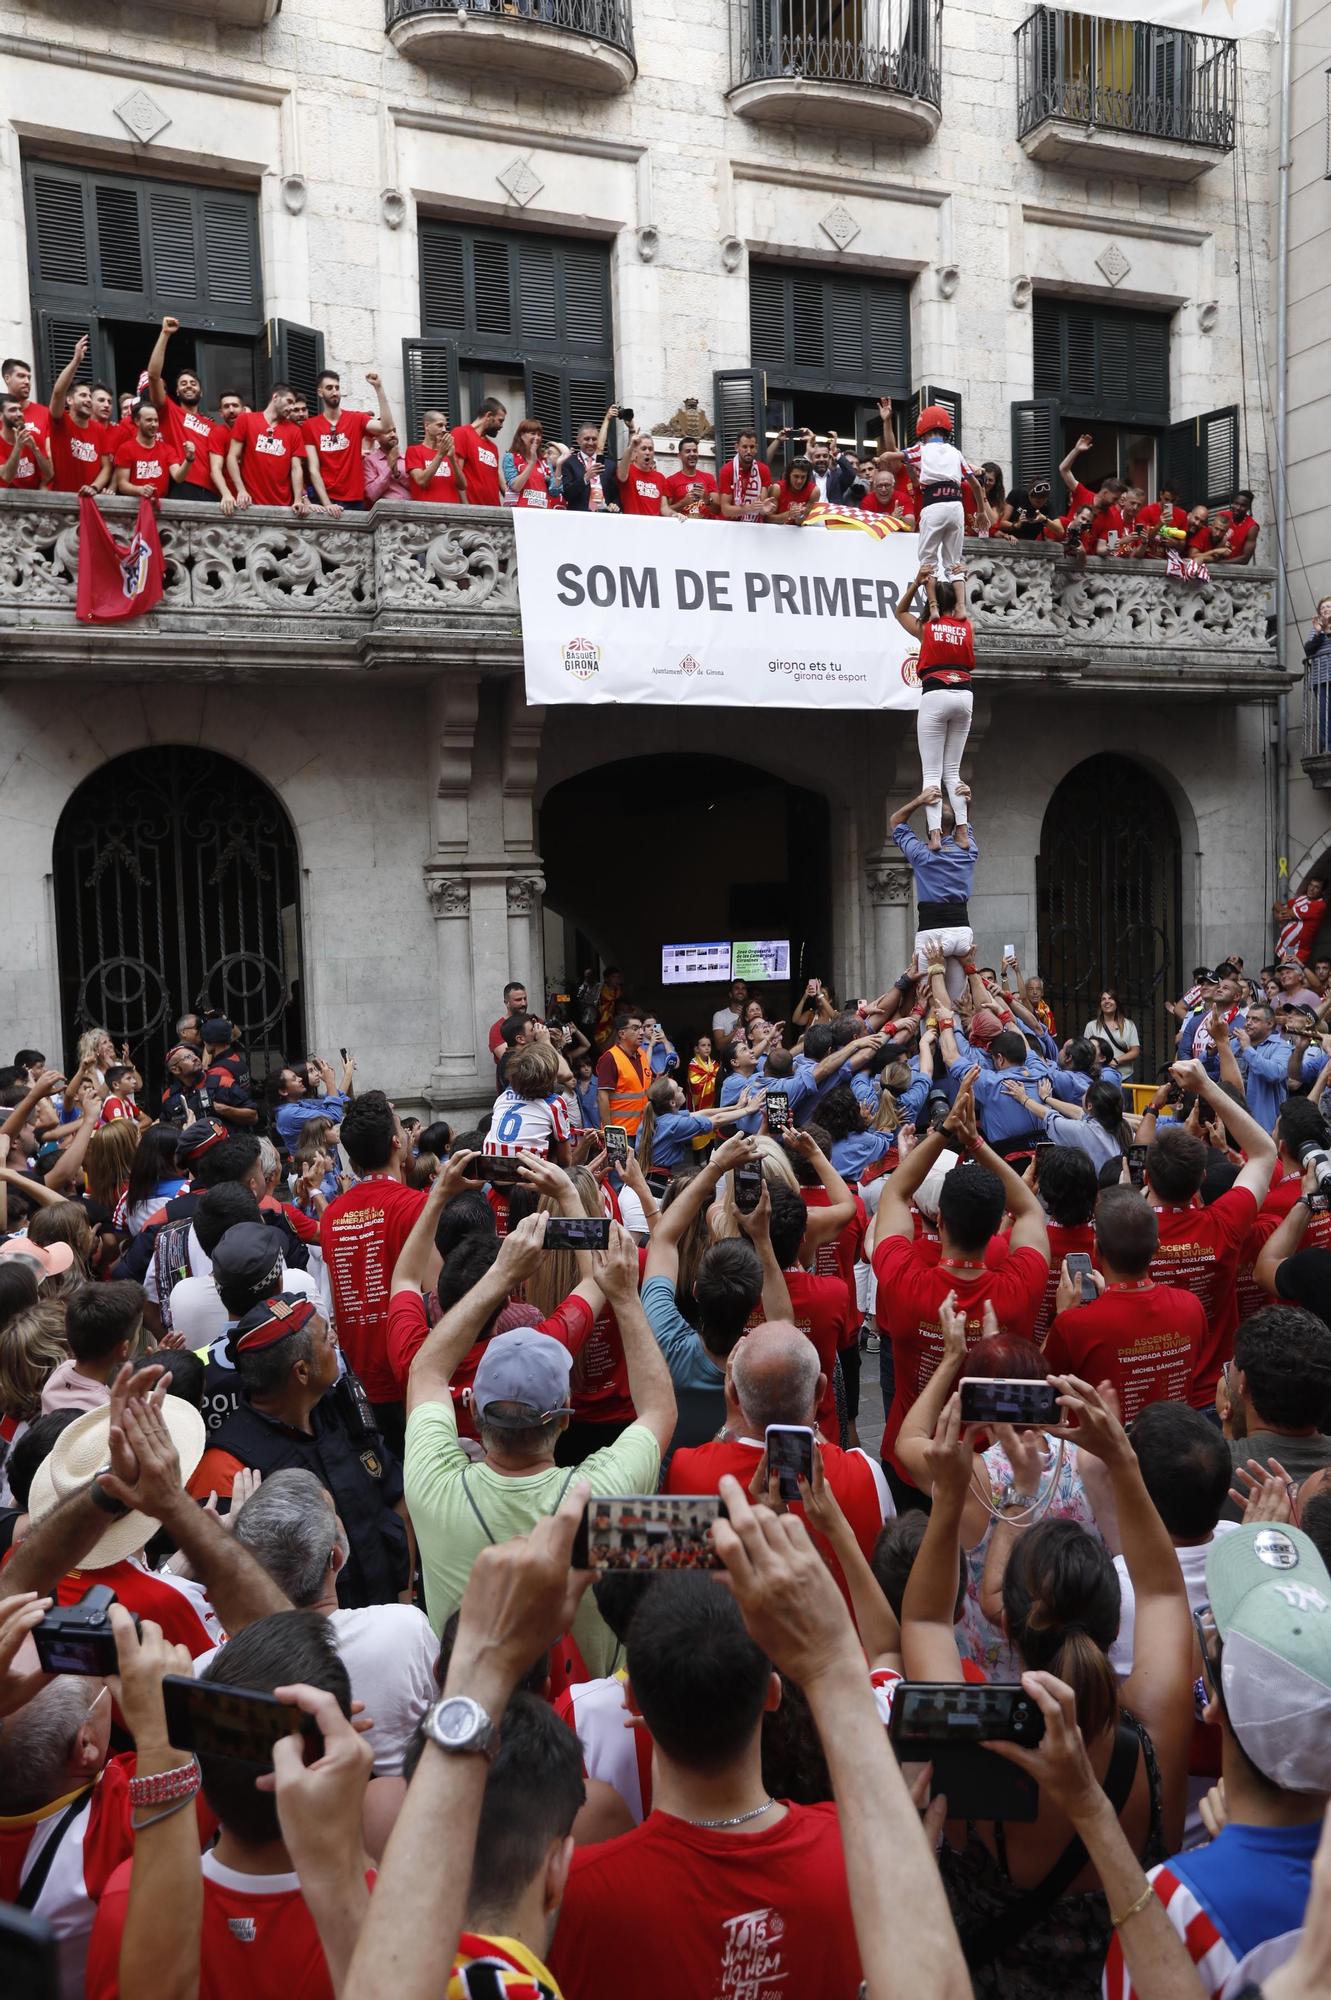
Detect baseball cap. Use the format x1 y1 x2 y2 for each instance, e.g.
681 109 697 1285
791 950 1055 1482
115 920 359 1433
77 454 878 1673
233 1292 320 1354
200 1016 233 1044
177 1118 227 1165
210 1222 284 1299
1206 1523 1331 1792
471 1329 573 1429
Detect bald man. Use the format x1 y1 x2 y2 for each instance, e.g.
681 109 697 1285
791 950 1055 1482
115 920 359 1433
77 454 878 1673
664 1320 892 1600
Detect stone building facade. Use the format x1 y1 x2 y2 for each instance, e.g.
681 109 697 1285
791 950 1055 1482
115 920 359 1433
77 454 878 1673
0 0 1294 1113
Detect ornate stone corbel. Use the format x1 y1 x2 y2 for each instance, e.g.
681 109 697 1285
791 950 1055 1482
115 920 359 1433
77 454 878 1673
425 872 470 917
506 876 545 917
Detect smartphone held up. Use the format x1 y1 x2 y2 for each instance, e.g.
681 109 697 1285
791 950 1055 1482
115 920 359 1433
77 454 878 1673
572 1494 727 1571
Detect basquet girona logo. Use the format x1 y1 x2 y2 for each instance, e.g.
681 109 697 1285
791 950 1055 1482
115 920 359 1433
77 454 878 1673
561 636 601 680
901 652 921 688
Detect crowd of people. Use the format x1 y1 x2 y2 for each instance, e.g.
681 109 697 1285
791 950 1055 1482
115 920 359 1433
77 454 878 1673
3 813 1331 2000
0 336 1260 565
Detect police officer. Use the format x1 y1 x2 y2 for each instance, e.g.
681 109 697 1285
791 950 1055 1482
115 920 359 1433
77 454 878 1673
160 1041 212 1126
200 1015 258 1129
189 1292 409 1608
192 1216 322 1433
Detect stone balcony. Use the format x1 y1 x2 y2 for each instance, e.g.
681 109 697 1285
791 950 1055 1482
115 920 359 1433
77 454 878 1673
0 493 1282 695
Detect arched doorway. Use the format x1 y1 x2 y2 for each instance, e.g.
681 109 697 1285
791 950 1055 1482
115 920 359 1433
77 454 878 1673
539 753 831 1030
53 747 305 1082
1037 754 1181 1079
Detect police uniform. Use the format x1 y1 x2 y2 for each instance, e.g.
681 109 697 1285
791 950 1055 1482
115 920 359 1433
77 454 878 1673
160 1081 212 1126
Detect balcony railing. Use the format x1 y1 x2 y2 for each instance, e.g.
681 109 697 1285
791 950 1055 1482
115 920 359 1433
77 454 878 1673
1303 651 1331 781
1016 7 1235 153
0 496 1283 697
385 0 635 88
728 0 943 136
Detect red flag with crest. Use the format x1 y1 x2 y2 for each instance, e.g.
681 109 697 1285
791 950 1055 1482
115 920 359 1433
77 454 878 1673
75 494 165 623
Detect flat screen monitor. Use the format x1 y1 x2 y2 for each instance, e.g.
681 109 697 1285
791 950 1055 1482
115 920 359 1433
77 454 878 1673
731 939 791 983
662 942 732 986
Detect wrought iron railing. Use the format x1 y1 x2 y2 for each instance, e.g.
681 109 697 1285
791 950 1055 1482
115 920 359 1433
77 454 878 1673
386 0 634 55
730 0 943 109
1016 8 1235 150
1304 650 1331 762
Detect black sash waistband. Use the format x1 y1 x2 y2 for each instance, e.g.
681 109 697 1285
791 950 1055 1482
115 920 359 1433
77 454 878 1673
920 480 962 506
916 899 970 927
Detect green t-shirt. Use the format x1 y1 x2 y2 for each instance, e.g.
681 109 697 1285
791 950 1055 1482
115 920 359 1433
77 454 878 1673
404 1396 661 1676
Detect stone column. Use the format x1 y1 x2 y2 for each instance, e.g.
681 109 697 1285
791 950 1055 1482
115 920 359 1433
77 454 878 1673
505 872 546 995
865 847 915 987
424 869 477 1089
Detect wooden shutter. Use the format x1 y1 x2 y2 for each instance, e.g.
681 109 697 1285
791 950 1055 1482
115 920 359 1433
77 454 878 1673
518 243 559 346
525 363 566 444
1011 397 1060 494
1032 297 1061 396
566 369 614 436
914 385 963 450
146 183 200 305
264 320 325 407
560 244 612 356
199 192 262 317
1032 294 1171 424
36 310 97 398
26 167 92 292
713 368 767 464
747 263 910 397
93 181 145 296
402 338 460 443
472 239 514 339
1162 405 1238 508
420 225 466 336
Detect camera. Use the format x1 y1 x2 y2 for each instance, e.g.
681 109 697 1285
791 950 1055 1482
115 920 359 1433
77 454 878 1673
34 1585 138 1677
919 1086 951 1135
1295 1135 1331 1196
617 406 634 428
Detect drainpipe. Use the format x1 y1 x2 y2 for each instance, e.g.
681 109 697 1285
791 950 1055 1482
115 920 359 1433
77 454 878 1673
1274 0 1293 890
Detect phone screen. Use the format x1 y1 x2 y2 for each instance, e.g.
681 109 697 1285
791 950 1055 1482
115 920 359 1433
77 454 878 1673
1066 1251 1097 1304
958 1377 1059 1427
1127 1144 1148 1188
571 1494 727 1571
604 1125 629 1164
544 1215 611 1251
765 1090 791 1134
734 1162 763 1214
464 1155 527 1186
765 1425 814 1502
162 1675 320 1767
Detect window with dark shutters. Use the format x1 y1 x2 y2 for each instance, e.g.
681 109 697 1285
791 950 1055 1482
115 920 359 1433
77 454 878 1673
749 263 912 398
23 159 263 339
412 219 615 444
1031 295 1171 424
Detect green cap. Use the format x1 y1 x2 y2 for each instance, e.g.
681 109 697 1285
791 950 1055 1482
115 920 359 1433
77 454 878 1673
1206 1525 1331 1794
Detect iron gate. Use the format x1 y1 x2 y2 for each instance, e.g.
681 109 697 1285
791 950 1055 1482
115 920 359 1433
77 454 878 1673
1036 754 1181 1081
53 748 304 1085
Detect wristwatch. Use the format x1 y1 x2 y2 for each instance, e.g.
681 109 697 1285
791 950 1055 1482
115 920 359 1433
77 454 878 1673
422 1695 499 1761
88 1462 130 1518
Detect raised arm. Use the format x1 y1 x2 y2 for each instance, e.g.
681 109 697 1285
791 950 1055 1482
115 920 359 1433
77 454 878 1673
780 1127 856 1248
889 787 935 831
390 1153 473 1297
146 315 177 409
407 1212 549 1411
1253 1159 1318 1294
595 1224 676 1450
644 1132 755 1284
734 1183 794 1327
50 334 90 422
1058 431 1093 499
893 567 927 640
900 1394 973 1681
1171 1057 1275 1204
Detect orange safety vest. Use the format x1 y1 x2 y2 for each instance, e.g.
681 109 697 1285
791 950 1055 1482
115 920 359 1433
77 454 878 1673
605 1044 652 1135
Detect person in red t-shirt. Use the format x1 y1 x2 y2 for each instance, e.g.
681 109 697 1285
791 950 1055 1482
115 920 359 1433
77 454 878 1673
1139 1058 1276 1406
319 1091 429 1436
741 1186 856 1436
1137 486 1187 538
717 428 777 521
0 355 49 444
0 391 53 489
226 385 310 514
144 315 232 503
615 431 669 517
663 434 718 519
667 1319 891 1601
113 401 193 501
406 408 467 502
302 366 392 510
87 1611 366 2000
47 333 110 494
1027 1146 1099 1342
487 980 529 1059
1184 504 1215 555
859 466 910 520
451 398 506 507
1044 1188 1206 1424
870 1074 1050 1475
549 1573 864 2000
1211 489 1260 564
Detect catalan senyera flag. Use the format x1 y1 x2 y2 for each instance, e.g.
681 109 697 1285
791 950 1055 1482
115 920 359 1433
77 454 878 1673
1039 0 1275 36
799 501 912 541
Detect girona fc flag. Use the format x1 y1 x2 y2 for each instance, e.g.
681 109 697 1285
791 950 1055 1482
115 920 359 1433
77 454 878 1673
75 494 165 623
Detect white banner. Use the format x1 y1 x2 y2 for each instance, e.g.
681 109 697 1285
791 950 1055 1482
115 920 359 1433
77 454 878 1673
515 511 925 711
1037 0 1275 36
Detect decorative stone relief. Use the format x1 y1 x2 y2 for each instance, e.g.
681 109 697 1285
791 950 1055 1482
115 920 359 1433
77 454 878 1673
497 158 543 208
425 874 470 917
375 516 520 613
636 226 659 263
721 236 744 272
1096 242 1131 287
1197 300 1219 333
820 204 860 250
282 175 308 216
115 90 171 144
381 188 407 230
866 862 912 906
1011 275 1033 309
506 877 543 916
936 264 960 300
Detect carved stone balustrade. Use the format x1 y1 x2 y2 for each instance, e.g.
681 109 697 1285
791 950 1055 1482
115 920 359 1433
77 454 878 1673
0 495 1283 697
